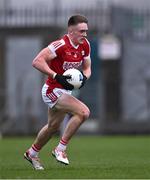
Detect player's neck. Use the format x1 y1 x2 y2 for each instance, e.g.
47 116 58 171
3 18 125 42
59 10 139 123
67 34 78 47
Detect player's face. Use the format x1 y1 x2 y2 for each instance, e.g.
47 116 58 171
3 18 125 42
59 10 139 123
72 23 88 45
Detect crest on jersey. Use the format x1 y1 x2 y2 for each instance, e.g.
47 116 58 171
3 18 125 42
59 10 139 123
74 54 77 58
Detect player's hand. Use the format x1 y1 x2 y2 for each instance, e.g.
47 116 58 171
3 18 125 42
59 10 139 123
79 72 87 89
55 74 74 90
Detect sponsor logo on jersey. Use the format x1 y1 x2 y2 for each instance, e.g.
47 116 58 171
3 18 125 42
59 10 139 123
63 61 82 70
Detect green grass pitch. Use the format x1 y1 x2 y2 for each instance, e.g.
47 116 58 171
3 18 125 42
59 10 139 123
0 135 150 179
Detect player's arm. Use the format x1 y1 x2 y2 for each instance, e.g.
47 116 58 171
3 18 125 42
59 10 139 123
32 47 56 78
82 57 91 79
32 47 73 90
82 38 91 80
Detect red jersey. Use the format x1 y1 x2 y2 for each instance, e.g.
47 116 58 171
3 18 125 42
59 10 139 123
46 34 90 89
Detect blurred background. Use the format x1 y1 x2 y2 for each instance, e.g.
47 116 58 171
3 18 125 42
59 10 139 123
0 0 150 136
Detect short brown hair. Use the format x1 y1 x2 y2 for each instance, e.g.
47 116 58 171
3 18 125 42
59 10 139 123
68 15 88 26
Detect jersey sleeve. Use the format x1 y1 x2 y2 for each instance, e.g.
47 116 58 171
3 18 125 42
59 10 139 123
48 39 65 57
84 39 91 60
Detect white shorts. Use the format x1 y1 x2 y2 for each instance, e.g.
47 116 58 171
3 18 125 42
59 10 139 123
41 84 72 108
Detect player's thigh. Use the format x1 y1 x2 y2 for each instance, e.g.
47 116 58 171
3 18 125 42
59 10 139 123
47 107 66 128
55 93 90 116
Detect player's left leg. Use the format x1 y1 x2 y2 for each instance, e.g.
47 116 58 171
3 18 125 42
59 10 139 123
24 108 66 170
52 93 90 165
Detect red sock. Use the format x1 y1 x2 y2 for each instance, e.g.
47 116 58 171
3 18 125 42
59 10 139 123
32 144 41 152
57 138 68 151
60 138 68 145
28 144 42 157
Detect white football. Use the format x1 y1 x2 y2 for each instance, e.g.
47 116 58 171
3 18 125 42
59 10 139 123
63 68 83 89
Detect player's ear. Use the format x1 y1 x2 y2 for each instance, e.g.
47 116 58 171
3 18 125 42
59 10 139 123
68 26 73 34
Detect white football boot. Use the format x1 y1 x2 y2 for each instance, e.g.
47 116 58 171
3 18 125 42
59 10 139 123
24 151 44 170
52 148 69 165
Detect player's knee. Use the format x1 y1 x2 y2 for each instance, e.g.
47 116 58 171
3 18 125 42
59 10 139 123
80 107 90 120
